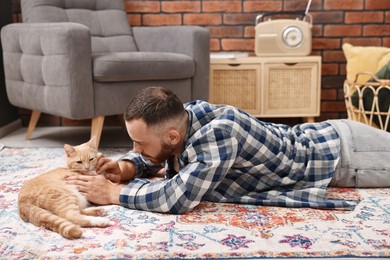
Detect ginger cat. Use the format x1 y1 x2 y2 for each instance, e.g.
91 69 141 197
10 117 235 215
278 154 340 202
18 137 112 239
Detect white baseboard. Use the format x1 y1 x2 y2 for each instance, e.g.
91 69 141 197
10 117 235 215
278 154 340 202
0 119 22 138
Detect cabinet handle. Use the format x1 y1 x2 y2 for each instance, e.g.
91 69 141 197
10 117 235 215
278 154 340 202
228 63 241 67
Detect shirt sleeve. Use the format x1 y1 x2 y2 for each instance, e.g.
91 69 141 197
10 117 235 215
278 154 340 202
119 151 164 178
119 128 239 214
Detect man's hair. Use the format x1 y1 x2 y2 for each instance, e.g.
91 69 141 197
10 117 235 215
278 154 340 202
124 86 185 126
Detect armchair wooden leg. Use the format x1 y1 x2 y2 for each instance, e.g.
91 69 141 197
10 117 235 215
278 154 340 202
91 116 105 148
26 111 41 140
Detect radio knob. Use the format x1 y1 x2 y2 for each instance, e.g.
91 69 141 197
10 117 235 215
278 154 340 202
282 26 304 48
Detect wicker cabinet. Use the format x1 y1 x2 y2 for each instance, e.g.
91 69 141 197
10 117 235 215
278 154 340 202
209 56 321 121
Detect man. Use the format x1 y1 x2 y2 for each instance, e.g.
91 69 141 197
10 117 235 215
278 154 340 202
66 87 390 214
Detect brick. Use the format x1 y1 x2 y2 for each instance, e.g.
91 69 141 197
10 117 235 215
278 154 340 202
342 37 382 47
221 39 254 51
309 0 323 11
363 25 390 36
321 89 338 100
223 13 258 25
320 101 347 112
323 51 345 62
143 14 182 26
345 11 384 24
324 0 363 10
322 63 339 76
208 26 243 38
321 76 345 89
243 1 282 12
324 25 362 37
318 113 341 121
244 26 255 38
311 11 343 24
125 1 160 13
312 38 341 50
384 38 390 47
365 0 390 10
386 12 390 23
162 1 201 13
337 88 346 101
311 50 322 56
340 64 346 76
283 0 309 12
312 25 323 37
128 14 141 26
203 1 242 13
210 39 221 51
184 14 222 25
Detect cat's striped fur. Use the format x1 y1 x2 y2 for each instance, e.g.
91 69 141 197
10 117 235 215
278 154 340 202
18 137 112 239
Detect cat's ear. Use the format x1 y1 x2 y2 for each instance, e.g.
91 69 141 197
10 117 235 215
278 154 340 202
64 144 75 157
88 136 97 149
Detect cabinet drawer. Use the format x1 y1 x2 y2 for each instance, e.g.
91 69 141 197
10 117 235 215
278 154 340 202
210 63 261 115
262 61 320 117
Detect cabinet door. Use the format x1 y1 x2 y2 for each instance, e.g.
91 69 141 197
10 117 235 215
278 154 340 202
261 61 320 117
210 63 261 115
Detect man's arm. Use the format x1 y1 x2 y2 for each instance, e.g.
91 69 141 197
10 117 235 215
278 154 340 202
119 129 239 214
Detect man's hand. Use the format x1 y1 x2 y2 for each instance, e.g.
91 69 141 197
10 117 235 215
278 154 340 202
96 155 137 183
96 155 122 183
66 174 123 205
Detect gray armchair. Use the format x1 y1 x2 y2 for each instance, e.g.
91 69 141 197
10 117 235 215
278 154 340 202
1 0 210 146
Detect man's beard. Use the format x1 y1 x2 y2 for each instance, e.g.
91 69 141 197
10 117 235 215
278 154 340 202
152 141 176 163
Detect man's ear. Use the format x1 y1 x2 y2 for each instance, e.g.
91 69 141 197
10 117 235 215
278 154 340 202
165 129 181 146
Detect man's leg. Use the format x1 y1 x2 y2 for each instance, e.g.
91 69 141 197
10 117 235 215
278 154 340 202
328 119 390 187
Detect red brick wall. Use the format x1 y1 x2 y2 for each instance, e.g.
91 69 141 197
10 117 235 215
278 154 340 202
11 0 390 126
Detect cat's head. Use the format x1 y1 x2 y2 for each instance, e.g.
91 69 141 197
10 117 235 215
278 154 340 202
64 136 98 175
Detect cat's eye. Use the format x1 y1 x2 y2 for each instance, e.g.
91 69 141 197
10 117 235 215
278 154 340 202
76 161 83 164
89 158 94 161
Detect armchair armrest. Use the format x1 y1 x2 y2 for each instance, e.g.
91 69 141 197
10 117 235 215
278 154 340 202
1 22 94 119
132 26 210 101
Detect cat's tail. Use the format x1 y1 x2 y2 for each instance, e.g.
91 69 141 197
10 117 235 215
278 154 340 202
20 204 82 239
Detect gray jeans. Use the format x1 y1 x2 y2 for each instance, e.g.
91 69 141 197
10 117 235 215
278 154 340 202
328 119 390 187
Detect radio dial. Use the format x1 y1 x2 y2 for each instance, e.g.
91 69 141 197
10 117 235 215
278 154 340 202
282 26 304 48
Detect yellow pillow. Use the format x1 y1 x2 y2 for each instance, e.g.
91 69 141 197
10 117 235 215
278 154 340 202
342 43 390 82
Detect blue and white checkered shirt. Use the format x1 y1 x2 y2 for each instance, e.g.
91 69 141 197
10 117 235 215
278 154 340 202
119 101 353 214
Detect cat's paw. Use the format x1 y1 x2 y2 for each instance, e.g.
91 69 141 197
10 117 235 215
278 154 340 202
89 216 113 227
82 207 107 216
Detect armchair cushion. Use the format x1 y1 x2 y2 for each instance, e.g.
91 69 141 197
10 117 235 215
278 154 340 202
93 52 195 82
22 0 138 54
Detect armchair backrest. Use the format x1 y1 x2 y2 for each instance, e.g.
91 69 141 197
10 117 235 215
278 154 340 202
21 0 138 54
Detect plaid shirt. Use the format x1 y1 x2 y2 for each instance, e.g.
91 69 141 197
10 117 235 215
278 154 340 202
119 101 353 214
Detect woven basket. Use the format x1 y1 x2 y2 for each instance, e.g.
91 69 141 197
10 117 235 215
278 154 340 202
344 72 390 131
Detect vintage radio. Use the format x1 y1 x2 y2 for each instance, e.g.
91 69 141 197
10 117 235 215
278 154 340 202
254 0 313 57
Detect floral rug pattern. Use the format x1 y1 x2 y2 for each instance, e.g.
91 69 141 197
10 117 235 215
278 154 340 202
0 147 389 259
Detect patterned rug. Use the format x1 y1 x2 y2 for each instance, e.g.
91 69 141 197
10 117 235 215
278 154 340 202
0 147 389 259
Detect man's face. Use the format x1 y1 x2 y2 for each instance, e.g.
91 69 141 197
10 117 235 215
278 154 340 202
125 118 175 164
